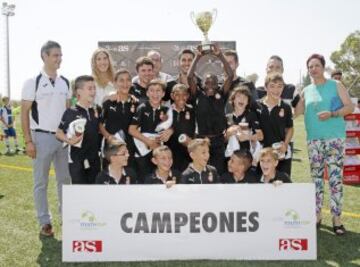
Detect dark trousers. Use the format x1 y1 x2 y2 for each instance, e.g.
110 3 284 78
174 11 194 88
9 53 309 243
69 157 101 184
135 153 154 184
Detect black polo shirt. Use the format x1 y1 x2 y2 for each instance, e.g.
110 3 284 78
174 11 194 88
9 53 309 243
95 167 137 184
220 168 259 183
257 99 293 148
167 104 196 171
101 96 138 134
130 101 170 134
130 83 148 104
181 164 219 184
58 104 100 161
144 169 182 184
256 84 300 108
260 170 291 183
192 90 226 136
226 109 260 151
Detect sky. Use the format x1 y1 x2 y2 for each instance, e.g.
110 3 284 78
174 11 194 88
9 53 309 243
0 0 359 100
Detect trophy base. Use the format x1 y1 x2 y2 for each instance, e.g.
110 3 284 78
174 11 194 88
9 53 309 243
201 43 212 53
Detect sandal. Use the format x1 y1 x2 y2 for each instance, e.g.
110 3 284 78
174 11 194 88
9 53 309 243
333 224 346 236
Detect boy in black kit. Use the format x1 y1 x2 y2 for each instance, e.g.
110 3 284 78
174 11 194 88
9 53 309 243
167 84 196 172
144 145 181 186
96 141 137 185
181 138 219 184
225 86 263 158
257 72 294 176
129 79 173 183
56 75 100 184
100 69 138 169
258 148 291 184
221 149 258 184
187 44 234 175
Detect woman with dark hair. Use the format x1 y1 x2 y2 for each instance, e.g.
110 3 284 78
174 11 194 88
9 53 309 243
295 53 354 235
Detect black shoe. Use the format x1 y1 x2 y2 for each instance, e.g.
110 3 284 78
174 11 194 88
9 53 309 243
333 224 346 236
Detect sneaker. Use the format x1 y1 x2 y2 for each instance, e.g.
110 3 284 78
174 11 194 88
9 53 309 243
15 147 24 153
40 224 54 237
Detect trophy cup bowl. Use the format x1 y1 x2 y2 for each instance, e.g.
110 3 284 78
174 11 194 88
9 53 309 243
190 9 217 53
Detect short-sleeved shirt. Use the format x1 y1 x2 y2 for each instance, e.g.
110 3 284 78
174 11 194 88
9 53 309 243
226 109 261 151
257 99 293 147
130 101 169 134
181 164 219 184
260 170 291 183
130 83 148 104
220 168 259 183
0 106 13 126
167 104 196 172
21 71 71 132
58 104 100 162
144 169 182 184
101 96 138 135
95 167 137 184
257 84 300 108
192 90 227 136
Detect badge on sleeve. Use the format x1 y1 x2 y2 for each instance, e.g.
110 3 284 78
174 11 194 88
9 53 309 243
208 171 213 183
279 108 284 117
159 111 167 121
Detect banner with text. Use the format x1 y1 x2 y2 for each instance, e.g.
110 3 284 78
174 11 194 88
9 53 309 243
62 184 316 262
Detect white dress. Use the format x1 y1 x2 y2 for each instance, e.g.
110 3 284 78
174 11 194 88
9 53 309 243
94 82 116 106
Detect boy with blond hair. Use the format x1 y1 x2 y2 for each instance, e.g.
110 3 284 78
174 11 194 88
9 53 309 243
181 138 219 184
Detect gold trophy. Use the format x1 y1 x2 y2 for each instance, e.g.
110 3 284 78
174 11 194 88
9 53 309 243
190 9 217 52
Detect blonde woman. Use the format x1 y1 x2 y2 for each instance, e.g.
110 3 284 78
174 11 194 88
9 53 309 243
91 48 116 105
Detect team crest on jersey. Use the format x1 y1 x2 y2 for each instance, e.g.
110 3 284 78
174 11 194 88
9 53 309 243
130 105 135 113
185 111 190 120
208 171 213 183
279 108 284 117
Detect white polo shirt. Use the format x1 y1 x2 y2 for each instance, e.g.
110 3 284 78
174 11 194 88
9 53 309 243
21 70 71 132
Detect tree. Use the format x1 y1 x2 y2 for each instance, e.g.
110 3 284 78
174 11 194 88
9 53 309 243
330 30 360 98
302 73 311 88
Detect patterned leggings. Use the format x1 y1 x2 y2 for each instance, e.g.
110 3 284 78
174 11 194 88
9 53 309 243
307 138 345 217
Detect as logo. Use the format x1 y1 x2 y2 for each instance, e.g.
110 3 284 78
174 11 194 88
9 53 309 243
72 240 102 252
279 239 308 251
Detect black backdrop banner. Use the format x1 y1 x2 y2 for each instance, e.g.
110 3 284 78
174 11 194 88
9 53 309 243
98 41 236 80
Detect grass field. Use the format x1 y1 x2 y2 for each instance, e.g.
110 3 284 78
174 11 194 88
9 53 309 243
0 117 359 267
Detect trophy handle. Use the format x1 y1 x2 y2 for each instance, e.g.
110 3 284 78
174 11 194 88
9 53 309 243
190 11 196 25
212 9 217 24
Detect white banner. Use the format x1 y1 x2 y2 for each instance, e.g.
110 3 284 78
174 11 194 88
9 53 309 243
62 184 316 262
